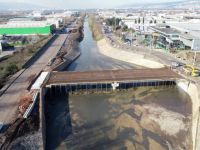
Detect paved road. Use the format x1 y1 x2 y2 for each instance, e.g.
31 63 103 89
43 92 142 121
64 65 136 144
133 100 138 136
0 34 68 128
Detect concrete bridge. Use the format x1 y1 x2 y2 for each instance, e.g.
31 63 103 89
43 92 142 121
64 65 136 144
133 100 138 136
37 67 182 149
43 68 182 92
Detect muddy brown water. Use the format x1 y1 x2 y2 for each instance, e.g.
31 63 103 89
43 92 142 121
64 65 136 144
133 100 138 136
45 86 191 150
45 20 192 150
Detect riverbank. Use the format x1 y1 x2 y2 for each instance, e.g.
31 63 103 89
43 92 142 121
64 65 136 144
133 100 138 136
177 80 200 150
97 38 164 69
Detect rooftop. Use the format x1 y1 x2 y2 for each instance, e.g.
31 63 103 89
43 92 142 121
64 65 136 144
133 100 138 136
150 26 180 35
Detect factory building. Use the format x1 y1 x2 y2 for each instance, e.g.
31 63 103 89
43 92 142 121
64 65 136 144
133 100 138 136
150 25 200 51
0 18 56 36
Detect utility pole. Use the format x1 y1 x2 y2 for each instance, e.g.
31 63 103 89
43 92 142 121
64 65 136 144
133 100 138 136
114 17 116 31
193 51 197 66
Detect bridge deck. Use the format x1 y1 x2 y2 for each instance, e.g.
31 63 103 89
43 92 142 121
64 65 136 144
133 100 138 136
46 68 182 85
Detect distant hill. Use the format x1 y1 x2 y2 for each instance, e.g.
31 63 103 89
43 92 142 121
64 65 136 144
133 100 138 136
0 2 49 10
123 0 200 9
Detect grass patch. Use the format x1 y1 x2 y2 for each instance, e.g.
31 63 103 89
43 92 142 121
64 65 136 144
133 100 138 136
88 15 103 41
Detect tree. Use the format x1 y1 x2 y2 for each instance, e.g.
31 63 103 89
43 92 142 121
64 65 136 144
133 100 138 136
105 17 121 28
135 19 137 24
122 25 128 32
5 64 18 75
142 17 145 24
154 20 157 24
149 20 153 24
138 18 141 24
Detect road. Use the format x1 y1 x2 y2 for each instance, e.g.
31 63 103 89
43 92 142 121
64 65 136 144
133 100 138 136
106 32 182 66
0 34 68 128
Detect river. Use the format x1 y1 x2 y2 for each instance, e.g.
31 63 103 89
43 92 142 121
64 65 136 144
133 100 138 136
66 21 138 71
45 20 192 150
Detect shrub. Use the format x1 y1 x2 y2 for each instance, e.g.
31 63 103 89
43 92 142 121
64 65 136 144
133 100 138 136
5 64 18 75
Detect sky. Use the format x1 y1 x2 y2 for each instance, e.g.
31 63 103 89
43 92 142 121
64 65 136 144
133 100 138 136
0 0 183 9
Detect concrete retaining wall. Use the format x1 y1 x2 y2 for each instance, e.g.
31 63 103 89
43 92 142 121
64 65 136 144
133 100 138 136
39 87 47 150
53 50 81 71
177 80 200 150
97 39 164 69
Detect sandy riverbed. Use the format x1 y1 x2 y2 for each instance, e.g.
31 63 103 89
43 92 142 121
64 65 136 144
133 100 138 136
97 39 164 69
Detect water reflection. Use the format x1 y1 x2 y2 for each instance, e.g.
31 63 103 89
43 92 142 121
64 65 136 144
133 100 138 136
66 20 138 71
46 87 191 150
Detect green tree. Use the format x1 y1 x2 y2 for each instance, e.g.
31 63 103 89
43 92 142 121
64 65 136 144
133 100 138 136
5 64 18 75
135 19 137 24
138 18 141 24
122 25 128 32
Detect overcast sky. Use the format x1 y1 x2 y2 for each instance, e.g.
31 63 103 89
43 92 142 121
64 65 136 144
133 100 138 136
0 0 182 9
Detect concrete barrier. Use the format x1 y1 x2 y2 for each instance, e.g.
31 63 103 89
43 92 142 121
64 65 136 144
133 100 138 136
177 79 200 150
23 92 39 118
39 87 47 150
52 50 81 71
97 39 164 69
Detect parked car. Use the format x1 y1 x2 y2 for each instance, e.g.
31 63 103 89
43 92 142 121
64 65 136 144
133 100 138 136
171 61 180 68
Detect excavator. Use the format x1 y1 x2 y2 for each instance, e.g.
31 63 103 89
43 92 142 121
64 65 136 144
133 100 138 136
183 65 200 77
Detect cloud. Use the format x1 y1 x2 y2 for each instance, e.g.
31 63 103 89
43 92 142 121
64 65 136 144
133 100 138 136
0 0 180 9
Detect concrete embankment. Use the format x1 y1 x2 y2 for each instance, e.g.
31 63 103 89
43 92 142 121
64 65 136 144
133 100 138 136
177 80 200 150
97 39 164 69
52 50 81 71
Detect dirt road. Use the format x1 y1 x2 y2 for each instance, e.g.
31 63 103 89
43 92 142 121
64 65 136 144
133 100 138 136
0 34 68 129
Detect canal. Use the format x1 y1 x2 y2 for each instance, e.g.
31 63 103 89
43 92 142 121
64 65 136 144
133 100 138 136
45 20 192 150
66 20 138 71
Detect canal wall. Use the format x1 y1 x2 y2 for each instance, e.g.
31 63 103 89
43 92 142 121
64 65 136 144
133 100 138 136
97 39 164 69
52 50 81 71
177 80 200 150
39 87 47 150
48 80 176 94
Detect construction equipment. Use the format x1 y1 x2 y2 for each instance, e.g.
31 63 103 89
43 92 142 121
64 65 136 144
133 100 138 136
183 65 200 77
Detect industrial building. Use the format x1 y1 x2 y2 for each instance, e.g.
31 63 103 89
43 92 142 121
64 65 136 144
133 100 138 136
150 25 200 51
0 17 58 36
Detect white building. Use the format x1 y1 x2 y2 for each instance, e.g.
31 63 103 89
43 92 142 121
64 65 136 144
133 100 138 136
167 20 200 51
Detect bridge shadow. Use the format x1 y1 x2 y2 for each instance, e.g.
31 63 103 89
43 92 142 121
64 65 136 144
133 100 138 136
45 89 72 150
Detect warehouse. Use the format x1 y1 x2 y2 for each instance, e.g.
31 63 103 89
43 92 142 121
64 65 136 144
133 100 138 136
0 19 55 36
0 24 54 35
